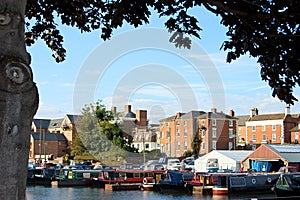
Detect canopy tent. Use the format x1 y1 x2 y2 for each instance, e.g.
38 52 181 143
194 150 253 172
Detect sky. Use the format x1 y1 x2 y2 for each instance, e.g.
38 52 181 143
27 7 300 123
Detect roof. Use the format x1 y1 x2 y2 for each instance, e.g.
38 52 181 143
196 150 253 162
32 119 51 129
48 118 64 129
199 112 237 120
159 115 176 122
215 150 254 162
268 144 300 153
123 112 136 118
290 125 300 132
236 115 250 126
180 111 206 119
31 132 67 141
242 144 300 163
66 114 82 123
248 113 299 121
248 113 286 121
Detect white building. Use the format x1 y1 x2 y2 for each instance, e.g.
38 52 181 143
194 150 253 172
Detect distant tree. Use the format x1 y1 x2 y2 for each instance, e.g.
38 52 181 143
146 149 165 160
75 102 118 161
183 150 194 158
1 1 299 199
70 135 90 158
74 102 136 164
95 102 137 152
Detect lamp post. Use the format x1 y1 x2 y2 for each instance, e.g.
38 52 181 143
143 131 145 166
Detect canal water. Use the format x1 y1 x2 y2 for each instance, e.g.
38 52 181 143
26 186 276 200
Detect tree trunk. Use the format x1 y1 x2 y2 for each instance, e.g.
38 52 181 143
0 1 38 200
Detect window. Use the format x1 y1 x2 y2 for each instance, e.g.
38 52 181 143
229 129 233 138
201 129 206 137
184 121 187 126
145 134 149 140
167 131 170 138
272 125 276 131
167 122 169 127
177 142 180 151
145 143 149 149
252 134 256 141
201 120 205 125
161 132 164 139
212 128 217 138
184 141 187 150
262 134 266 141
229 120 233 127
212 141 217 150
252 126 256 132
201 142 205 150
177 129 180 137
167 143 170 151
296 132 299 140
262 125 266 131
184 129 187 137
228 142 233 150
177 121 180 126
272 133 276 141
212 119 216 126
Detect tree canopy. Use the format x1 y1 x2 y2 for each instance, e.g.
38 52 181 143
75 102 136 163
25 0 300 104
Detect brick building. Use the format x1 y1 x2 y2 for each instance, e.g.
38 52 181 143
30 132 68 162
245 107 300 147
159 111 206 157
30 115 81 162
113 105 160 152
198 108 237 154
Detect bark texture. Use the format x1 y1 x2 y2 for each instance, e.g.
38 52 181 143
0 1 38 199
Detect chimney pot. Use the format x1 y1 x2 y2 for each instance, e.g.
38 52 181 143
229 109 235 117
125 105 131 113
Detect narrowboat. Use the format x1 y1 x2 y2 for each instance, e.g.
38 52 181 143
228 173 280 193
97 169 165 187
272 172 300 197
154 170 194 194
57 169 101 187
27 168 56 186
140 170 166 191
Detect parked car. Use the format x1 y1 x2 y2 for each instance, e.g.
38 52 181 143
167 159 182 170
93 163 113 170
184 161 194 171
181 157 194 169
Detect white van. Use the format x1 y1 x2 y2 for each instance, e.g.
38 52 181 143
167 158 182 170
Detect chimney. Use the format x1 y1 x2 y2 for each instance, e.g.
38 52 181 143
211 108 217 113
250 108 258 117
125 105 131 113
285 106 290 115
136 110 147 126
229 109 235 117
176 112 182 118
111 106 117 113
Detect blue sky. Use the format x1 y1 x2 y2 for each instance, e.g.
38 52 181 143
28 8 299 123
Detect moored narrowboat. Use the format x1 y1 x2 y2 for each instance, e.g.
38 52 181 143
272 172 300 197
27 167 56 187
57 169 101 187
154 170 194 194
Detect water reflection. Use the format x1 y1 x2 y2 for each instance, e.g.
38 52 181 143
26 186 276 200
